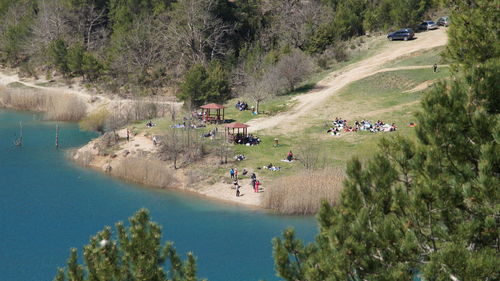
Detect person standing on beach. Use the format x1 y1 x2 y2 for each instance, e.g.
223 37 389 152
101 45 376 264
255 180 260 193
230 168 235 179
251 173 257 191
234 168 238 180
236 184 240 197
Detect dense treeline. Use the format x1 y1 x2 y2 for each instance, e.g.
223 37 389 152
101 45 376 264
0 0 439 105
273 0 499 280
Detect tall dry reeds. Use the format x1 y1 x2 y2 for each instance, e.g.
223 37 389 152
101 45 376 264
262 167 345 215
112 157 178 189
0 86 87 121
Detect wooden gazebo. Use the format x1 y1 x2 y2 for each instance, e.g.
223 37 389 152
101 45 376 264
200 103 225 123
224 122 249 143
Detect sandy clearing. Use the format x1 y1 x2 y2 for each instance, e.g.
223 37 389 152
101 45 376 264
247 29 448 134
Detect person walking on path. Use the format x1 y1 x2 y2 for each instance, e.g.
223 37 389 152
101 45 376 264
126 129 130 142
230 168 235 179
433 63 438 73
234 168 239 180
236 184 240 197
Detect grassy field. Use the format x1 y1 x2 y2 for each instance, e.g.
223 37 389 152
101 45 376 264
383 46 448 68
222 66 451 179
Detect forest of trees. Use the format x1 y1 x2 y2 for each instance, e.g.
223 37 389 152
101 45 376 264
0 0 440 106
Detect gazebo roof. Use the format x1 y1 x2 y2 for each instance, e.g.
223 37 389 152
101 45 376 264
200 103 225 109
224 122 250 129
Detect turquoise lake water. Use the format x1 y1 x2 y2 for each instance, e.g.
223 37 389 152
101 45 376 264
0 110 317 281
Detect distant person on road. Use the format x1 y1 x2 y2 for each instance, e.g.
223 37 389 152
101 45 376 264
433 63 438 73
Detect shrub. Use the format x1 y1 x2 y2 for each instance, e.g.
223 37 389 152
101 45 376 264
80 108 109 134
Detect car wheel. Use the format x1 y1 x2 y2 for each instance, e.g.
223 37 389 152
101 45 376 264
404 36 408 41
389 37 393 41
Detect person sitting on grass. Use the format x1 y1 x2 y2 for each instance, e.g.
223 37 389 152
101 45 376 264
286 151 294 161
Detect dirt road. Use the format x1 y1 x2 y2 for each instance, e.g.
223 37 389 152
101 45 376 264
247 28 448 134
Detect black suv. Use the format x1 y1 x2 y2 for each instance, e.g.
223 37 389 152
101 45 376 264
387 28 415 41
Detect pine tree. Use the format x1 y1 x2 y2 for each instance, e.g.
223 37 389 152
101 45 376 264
54 209 203 281
273 1 499 280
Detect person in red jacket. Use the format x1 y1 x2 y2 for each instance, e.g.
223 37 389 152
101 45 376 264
255 180 260 193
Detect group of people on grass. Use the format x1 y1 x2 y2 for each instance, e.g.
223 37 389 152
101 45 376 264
235 100 249 111
327 117 397 136
230 167 261 197
234 134 261 146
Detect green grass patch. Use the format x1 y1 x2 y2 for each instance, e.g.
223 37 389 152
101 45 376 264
383 46 449 68
7 82 32 89
35 81 55 87
331 67 451 115
232 67 451 175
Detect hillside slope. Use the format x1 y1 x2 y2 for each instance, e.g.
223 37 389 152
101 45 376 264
247 29 448 133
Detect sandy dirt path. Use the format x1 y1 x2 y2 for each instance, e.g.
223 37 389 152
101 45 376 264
247 29 448 134
0 69 182 113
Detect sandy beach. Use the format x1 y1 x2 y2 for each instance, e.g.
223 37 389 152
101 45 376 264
73 128 264 207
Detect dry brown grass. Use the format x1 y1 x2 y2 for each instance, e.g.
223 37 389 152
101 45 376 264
72 150 95 167
44 94 87 121
0 86 87 121
112 157 178 189
262 167 345 215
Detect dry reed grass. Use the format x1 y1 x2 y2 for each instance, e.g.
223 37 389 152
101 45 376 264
113 157 178 189
0 86 87 121
262 167 345 215
72 150 94 167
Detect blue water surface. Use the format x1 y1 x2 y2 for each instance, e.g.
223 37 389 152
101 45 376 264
0 110 317 281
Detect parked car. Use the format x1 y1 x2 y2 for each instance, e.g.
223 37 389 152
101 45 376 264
418 21 438 31
436 16 450 27
387 28 415 41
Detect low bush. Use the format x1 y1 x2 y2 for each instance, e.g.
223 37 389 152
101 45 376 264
79 109 108 134
262 167 345 215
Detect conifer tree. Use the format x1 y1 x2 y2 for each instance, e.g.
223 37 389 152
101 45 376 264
273 1 499 280
54 209 203 281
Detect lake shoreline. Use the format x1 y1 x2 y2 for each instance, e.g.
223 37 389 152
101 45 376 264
71 128 265 209
0 68 266 210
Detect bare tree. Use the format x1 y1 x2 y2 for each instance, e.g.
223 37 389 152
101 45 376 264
160 128 182 169
113 17 168 77
244 68 286 113
165 0 234 72
275 49 315 91
297 139 326 170
30 0 70 47
264 0 332 50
